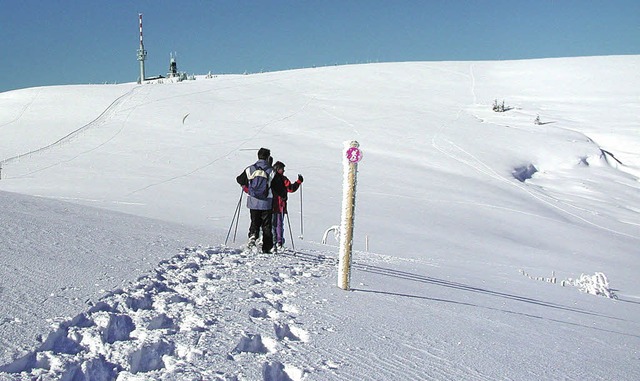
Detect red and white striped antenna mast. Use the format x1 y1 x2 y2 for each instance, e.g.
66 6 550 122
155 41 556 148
136 13 147 84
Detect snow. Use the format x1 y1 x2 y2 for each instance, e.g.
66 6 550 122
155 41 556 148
0 55 639 380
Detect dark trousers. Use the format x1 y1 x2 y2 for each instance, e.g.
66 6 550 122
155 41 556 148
249 209 273 253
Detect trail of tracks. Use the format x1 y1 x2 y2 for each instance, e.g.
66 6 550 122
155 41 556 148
0 247 334 380
0 88 42 130
0 86 141 167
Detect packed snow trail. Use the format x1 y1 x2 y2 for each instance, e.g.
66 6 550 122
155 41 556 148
0 246 513 381
0 246 336 380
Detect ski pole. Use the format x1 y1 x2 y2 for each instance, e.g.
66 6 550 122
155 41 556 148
285 212 296 252
224 191 242 245
299 184 304 239
225 189 244 246
232 195 242 243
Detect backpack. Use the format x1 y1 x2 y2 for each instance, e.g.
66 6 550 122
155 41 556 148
246 164 273 200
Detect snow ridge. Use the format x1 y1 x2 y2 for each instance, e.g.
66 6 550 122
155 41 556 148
0 246 333 381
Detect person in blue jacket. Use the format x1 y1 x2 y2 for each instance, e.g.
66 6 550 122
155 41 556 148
236 148 274 253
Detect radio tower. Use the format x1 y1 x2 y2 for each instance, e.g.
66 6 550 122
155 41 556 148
136 13 147 84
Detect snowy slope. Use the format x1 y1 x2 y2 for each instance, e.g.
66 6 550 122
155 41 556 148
0 56 638 380
0 191 211 367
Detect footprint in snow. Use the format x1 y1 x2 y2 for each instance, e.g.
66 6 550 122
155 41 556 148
233 333 276 354
262 360 305 381
128 339 175 373
274 323 309 342
248 307 269 319
147 313 178 331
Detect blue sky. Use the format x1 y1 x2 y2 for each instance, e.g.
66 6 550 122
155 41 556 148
1 0 638 92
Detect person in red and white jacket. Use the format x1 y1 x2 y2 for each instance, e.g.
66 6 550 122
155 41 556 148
271 161 303 251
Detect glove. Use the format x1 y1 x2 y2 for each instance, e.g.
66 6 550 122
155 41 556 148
297 174 304 183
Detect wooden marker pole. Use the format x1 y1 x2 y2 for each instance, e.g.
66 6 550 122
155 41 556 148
338 140 362 290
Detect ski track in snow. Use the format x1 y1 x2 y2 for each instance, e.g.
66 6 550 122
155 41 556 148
0 246 336 380
0 89 42 130
126 95 312 197
1 86 141 170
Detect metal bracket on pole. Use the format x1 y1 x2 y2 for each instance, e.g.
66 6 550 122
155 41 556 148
338 140 362 290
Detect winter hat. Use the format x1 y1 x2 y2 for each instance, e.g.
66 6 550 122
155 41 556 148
257 147 271 160
273 161 285 171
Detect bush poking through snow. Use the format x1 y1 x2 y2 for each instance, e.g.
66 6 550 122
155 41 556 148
492 99 512 112
520 269 617 299
567 272 617 299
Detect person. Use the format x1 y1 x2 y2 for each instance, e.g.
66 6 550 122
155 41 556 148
236 148 275 253
270 161 303 252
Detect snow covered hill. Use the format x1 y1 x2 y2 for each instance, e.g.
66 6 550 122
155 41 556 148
0 56 638 380
0 191 211 368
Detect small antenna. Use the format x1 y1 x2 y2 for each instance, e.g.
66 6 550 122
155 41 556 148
169 51 178 77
